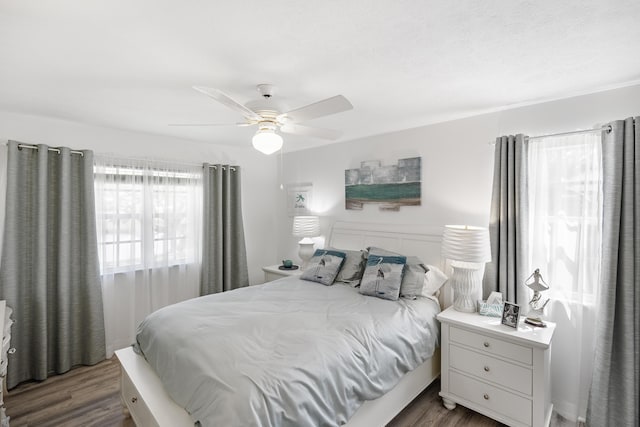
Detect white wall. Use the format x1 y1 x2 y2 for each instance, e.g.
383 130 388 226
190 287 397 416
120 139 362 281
278 83 640 263
0 111 280 285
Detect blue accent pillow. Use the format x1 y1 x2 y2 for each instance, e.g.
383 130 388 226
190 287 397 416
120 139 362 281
359 254 407 300
300 249 346 286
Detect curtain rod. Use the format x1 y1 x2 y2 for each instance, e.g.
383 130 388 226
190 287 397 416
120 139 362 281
15 142 85 156
488 124 616 145
526 125 612 141
209 165 237 171
93 154 238 171
94 154 236 172
9 143 238 170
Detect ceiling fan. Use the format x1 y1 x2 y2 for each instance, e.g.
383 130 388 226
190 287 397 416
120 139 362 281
171 84 353 154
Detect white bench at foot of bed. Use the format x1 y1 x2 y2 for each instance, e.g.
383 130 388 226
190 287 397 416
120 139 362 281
116 346 440 427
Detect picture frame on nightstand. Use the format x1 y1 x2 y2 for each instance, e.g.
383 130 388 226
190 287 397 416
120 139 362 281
501 302 520 329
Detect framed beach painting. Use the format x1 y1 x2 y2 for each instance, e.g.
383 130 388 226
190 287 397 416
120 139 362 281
345 157 421 211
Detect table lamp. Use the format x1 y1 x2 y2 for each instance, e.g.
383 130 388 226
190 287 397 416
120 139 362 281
292 216 320 269
441 225 492 312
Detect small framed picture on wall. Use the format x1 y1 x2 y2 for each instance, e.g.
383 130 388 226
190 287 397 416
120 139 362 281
501 302 520 329
286 183 313 217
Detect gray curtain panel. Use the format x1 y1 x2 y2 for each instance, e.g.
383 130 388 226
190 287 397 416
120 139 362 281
200 163 249 295
482 134 529 305
0 141 105 389
587 117 639 427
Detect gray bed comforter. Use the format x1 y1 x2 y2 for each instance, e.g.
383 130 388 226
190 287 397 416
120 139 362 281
135 277 440 427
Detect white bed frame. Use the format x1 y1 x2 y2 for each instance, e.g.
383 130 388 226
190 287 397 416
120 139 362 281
116 221 446 427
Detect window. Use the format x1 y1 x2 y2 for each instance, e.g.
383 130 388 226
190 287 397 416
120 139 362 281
94 160 203 274
526 132 602 422
527 132 602 302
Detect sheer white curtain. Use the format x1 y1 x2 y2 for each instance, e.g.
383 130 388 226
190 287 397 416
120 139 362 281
527 133 602 422
94 157 203 356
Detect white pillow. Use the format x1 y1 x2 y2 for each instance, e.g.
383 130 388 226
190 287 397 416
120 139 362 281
422 265 448 296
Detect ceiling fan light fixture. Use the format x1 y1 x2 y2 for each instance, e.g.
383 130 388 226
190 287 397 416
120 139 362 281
252 128 283 155
185 85 353 151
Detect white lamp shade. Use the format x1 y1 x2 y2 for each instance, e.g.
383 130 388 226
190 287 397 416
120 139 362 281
252 129 283 155
292 216 320 237
441 225 491 263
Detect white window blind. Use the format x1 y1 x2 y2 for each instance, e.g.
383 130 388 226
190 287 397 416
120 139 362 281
527 133 602 303
94 162 202 273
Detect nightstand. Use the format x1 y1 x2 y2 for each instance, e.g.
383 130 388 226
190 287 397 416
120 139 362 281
437 306 555 427
262 264 303 282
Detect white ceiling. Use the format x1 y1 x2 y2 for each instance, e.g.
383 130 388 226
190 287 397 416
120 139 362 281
1 0 640 152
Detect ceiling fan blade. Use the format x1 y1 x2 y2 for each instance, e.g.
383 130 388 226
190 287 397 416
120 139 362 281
192 86 262 121
279 95 353 123
168 122 254 127
280 123 342 140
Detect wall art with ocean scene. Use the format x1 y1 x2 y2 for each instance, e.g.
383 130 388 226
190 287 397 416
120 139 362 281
345 157 421 211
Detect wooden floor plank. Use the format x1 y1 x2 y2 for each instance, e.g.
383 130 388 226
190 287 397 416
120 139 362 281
5 358 133 427
4 357 577 426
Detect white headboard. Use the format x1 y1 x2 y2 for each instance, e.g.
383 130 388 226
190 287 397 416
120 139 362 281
328 221 444 268
327 221 450 307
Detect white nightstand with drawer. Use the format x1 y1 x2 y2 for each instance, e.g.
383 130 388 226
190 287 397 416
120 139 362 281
261 264 303 283
437 306 555 427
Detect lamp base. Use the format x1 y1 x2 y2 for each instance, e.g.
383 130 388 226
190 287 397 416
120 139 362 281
450 265 481 312
298 238 315 270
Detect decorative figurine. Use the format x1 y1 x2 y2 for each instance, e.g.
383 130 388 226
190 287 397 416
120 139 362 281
524 268 550 327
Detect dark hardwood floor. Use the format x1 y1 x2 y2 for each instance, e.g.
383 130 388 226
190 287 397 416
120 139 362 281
386 382 501 427
4 357 576 426
4 358 133 427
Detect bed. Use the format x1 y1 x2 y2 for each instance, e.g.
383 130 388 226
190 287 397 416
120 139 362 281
115 221 447 426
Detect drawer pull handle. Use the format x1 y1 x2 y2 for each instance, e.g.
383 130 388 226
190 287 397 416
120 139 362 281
483 342 490 348
484 366 490 372
483 393 490 400
7 348 15 355
131 397 138 404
